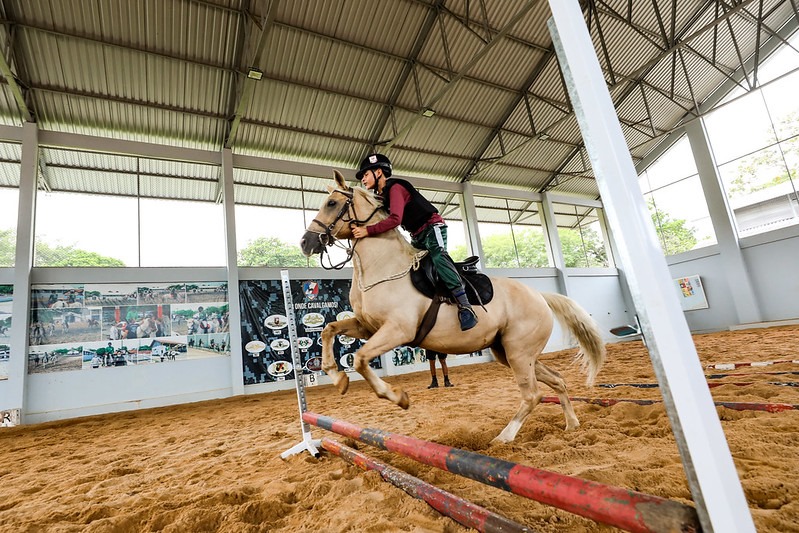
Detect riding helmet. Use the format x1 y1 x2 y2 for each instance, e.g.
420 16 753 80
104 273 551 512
356 153 392 180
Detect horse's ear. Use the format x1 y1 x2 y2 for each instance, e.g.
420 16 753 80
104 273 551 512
334 170 350 191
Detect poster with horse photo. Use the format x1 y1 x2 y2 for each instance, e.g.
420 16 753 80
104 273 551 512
30 284 85 310
0 285 11 381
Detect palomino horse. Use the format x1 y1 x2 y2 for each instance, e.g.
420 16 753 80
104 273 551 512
300 171 607 443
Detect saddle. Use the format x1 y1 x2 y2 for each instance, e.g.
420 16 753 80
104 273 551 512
407 254 493 346
410 254 493 306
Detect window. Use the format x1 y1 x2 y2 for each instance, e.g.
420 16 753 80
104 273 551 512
639 137 716 254
34 148 225 267
553 203 610 268
474 197 549 268
704 45 799 238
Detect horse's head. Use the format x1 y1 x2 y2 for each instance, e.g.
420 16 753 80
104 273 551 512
300 170 381 256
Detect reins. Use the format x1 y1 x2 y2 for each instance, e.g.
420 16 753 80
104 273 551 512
307 188 382 270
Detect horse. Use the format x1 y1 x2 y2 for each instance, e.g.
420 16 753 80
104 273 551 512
299 171 607 443
136 317 159 338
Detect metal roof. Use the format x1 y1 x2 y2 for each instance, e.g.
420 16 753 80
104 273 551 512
0 0 797 208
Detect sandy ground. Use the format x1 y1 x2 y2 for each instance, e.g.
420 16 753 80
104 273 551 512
1 325 798 532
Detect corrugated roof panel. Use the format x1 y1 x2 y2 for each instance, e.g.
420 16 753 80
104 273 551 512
233 122 364 166
45 167 138 196
0 86 24 125
0 161 20 187
140 174 217 201
140 159 220 179
42 147 138 171
33 91 226 151
392 148 470 183
419 11 487 75
472 162 551 190
276 0 426 58
469 37 546 89
434 79 517 125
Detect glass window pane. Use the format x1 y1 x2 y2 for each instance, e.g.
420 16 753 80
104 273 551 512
719 146 799 237
235 205 310 267
554 204 610 268
34 192 137 267
641 137 698 191
0 188 18 267
757 32 799 84
762 70 799 142
646 176 717 254
705 92 777 164
140 198 226 267
478 221 520 268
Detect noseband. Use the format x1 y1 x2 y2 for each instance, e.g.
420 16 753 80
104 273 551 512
308 188 381 270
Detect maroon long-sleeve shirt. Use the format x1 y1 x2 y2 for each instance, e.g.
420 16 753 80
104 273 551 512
366 185 444 237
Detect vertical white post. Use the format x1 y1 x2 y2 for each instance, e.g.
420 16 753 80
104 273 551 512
547 2 755 532
5 123 37 419
280 269 320 458
540 192 572 295
460 182 484 261
221 148 245 395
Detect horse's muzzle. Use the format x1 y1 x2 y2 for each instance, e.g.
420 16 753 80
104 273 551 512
300 231 324 256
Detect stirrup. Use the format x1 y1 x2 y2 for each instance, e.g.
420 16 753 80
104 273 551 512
457 306 478 331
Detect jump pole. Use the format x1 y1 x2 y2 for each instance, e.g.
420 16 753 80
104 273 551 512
303 412 701 533
320 438 533 533
540 396 799 413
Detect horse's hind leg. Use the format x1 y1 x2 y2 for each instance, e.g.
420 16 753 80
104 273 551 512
535 361 580 430
493 350 544 444
320 318 371 395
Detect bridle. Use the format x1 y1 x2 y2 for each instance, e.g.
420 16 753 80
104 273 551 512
308 188 382 270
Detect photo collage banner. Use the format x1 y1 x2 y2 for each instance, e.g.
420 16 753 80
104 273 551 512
0 285 11 381
239 278 379 385
28 282 230 374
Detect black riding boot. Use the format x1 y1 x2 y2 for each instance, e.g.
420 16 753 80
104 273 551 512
428 377 439 389
452 288 478 331
444 376 454 387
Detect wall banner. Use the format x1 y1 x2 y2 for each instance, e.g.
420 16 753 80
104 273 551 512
239 278 376 386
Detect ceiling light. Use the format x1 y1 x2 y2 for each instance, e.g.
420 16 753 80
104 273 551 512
421 108 435 117
247 68 264 81
537 132 551 140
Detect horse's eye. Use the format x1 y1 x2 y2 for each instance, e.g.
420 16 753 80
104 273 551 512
327 199 337 207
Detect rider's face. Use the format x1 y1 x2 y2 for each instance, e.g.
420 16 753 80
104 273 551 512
361 169 382 191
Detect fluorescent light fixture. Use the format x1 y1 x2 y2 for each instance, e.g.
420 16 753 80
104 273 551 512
537 132 551 140
421 108 435 117
247 68 264 80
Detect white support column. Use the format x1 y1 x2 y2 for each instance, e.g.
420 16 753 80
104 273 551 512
684 119 762 325
547 3 754 532
540 193 572 295
4 123 38 417
599 208 636 317
460 182 484 261
221 148 244 395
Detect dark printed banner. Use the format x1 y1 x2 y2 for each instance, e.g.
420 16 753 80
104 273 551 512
239 278 377 386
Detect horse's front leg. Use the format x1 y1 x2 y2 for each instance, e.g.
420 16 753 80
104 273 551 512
320 317 371 395
351 325 411 410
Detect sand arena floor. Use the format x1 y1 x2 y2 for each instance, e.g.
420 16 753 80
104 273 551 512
1 326 798 532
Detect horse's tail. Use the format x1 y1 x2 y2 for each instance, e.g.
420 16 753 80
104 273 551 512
540 292 606 386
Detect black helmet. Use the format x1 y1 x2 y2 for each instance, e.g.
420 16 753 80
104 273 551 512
356 153 392 180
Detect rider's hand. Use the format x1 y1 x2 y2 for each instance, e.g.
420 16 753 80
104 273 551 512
351 224 368 239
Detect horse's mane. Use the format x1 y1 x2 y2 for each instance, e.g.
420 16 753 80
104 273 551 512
351 186 386 219
349 185 418 254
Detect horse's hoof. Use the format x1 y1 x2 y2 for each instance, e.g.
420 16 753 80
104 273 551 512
396 389 410 410
335 374 350 395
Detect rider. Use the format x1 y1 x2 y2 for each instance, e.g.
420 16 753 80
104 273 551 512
350 153 478 331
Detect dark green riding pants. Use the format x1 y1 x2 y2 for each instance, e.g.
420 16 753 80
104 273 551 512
411 224 463 293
